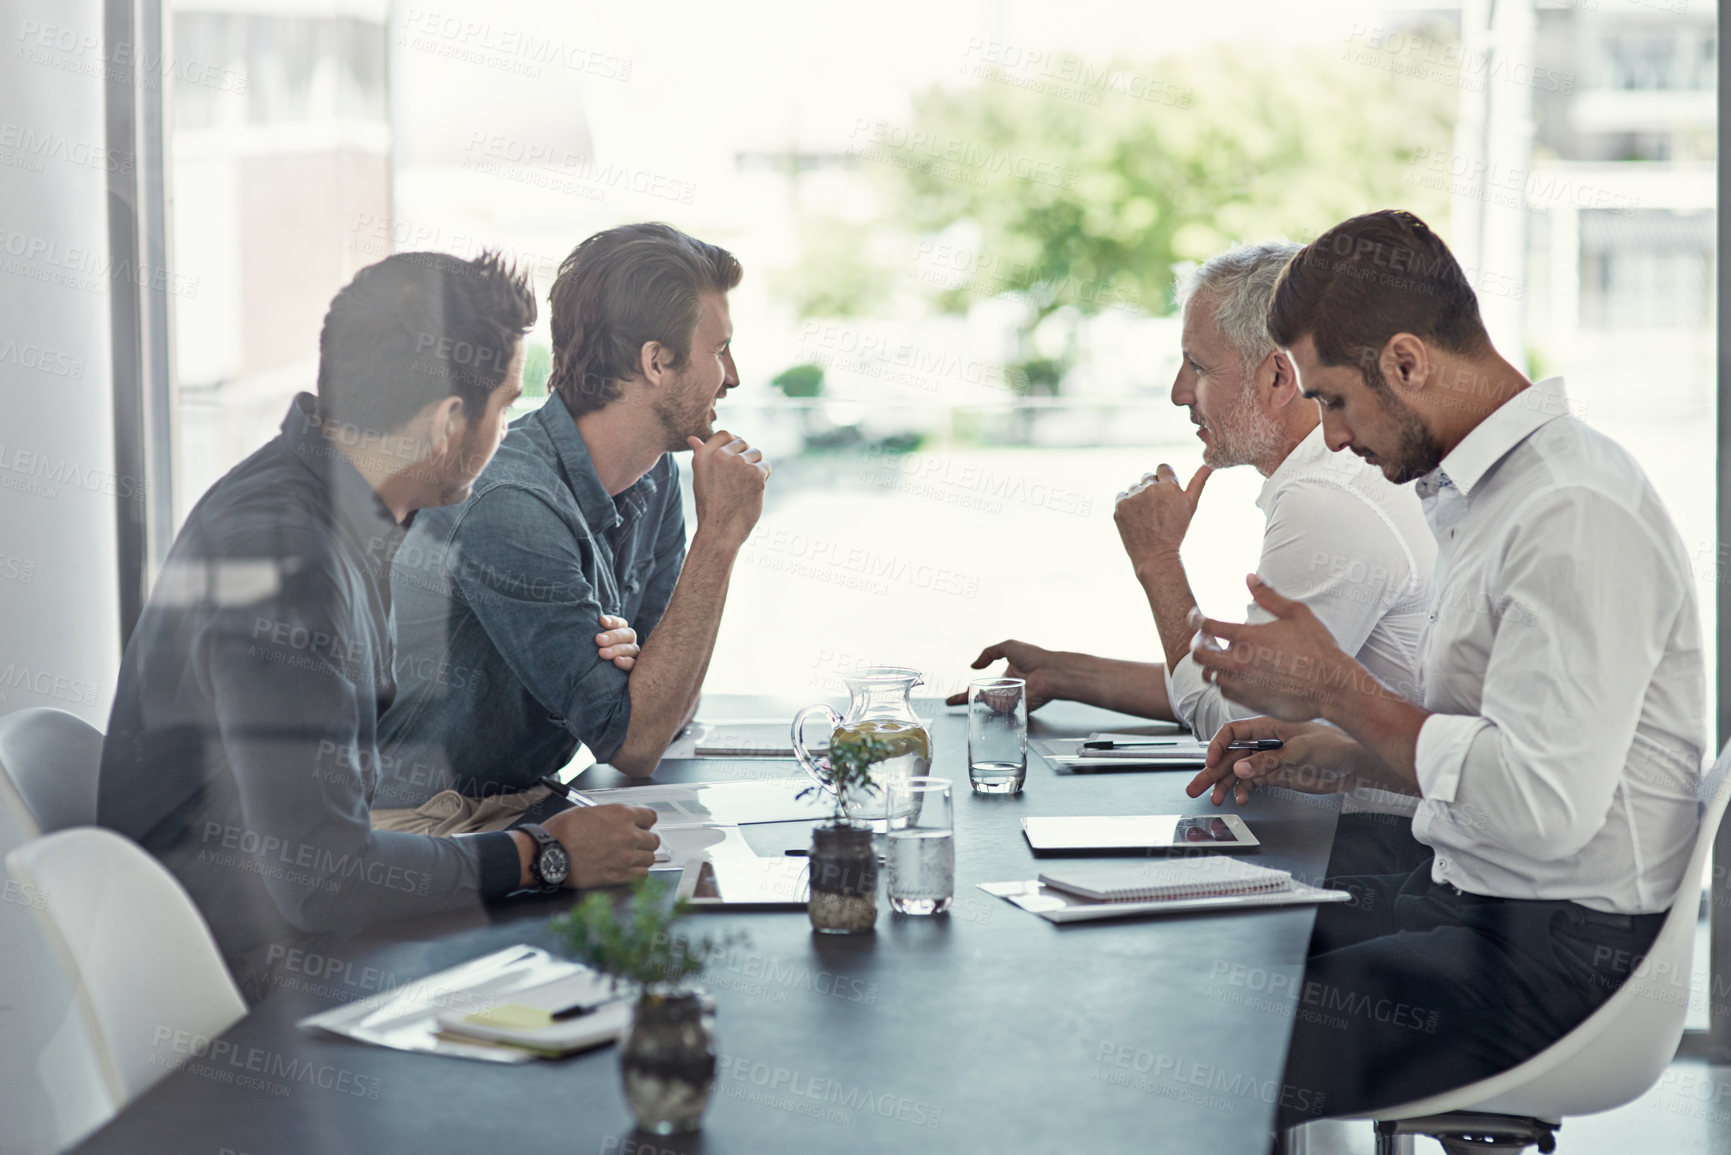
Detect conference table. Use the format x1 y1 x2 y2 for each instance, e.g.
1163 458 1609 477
71 695 1343 1154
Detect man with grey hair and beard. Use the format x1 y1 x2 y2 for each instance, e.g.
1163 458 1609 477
953 241 1438 873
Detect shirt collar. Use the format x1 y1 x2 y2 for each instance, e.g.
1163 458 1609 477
280 392 410 566
532 396 663 532
1256 422 1331 513
1421 376 1572 500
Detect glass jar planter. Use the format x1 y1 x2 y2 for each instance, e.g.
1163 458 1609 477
621 984 716 1135
807 822 877 934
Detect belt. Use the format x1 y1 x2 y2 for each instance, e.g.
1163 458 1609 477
1562 905 1636 931
1443 882 1638 930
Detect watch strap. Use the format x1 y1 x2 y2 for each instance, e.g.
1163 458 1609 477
521 823 562 892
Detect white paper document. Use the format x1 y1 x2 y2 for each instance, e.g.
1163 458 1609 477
580 777 831 827
1031 731 1209 770
298 945 615 1063
661 718 801 759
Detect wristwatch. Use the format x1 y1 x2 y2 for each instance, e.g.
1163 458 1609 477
521 823 569 893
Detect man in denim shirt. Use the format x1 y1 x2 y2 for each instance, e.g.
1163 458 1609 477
378 224 770 805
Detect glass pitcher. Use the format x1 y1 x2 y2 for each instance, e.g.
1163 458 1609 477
791 666 933 824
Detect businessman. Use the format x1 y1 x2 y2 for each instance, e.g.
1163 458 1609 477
955 242 1436 872
99 252 660 1002
376 223 769 817
1186 210 1705 1124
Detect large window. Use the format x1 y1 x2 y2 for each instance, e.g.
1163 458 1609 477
167 1 389 524
1579 208 1714 329
143 0 1723 1053
153 0 1712 703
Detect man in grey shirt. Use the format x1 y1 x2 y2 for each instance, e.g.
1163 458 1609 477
378 224 769 806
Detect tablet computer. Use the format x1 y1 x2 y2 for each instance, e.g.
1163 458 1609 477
1030 735 1209 773
677 853 812 909
1021 814 1259 854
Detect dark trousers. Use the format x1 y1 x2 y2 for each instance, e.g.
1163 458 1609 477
1324 811 1437 878
1275 859 1666 1129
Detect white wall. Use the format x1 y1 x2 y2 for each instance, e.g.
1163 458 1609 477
0 0 123 728
0 6 124 1143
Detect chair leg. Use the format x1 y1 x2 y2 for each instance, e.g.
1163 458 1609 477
1376 1114 1557 1155
1373 1121 1415 1155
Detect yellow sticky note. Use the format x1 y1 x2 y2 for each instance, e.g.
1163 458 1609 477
464 1003 553 1030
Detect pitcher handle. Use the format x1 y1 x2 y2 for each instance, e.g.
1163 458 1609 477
791 704 841 794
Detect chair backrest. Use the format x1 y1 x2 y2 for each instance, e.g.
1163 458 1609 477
0 706 105 835
1371 741 1731 1121
0 763 112 1154
6 827 247 1112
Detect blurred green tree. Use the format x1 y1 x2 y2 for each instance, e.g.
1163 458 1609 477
901 44 1453 322
771 362 825 398
522 341 552 398
772 219 892 320
782 41 1455 391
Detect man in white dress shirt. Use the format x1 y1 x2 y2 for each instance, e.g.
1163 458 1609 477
953 242 1437 873
1186 210 1705 1125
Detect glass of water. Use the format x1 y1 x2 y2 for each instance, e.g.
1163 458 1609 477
885 776 954 915
968 677 1027 794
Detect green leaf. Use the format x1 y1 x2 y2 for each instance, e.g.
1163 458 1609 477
549 876 744 985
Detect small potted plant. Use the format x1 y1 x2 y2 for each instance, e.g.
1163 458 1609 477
551 877 738 1135
799 733 888 934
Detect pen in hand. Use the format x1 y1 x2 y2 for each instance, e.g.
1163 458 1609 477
538 775 599 807
1223 739 1283 751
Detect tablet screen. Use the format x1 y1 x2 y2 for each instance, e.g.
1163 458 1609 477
1021 814 1258 852
682 855 812 907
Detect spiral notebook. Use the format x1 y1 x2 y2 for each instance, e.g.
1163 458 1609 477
1037 857 1292 902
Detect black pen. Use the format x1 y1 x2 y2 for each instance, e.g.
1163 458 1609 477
538 775 599 807
550 995 625 1021
1224 739 1283 751
1080 738 1186 750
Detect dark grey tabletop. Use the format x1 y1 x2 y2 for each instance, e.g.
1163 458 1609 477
71 696 1341 1155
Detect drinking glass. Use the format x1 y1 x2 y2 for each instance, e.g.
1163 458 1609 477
885 777 954 915
968 677 1027 794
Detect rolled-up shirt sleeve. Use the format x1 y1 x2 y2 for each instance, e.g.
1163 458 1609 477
1412 714 1490 804
1163 652 1221 738
1170 480 1418 742
1413 491 1673 862
445 484 634 762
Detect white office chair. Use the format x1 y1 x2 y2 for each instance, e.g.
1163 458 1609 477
6 827 247 1122
0 709 113 1154
1339 745 1731 1155
0 706 106 835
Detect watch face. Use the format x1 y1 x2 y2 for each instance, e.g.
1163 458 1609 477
540 843 570 886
